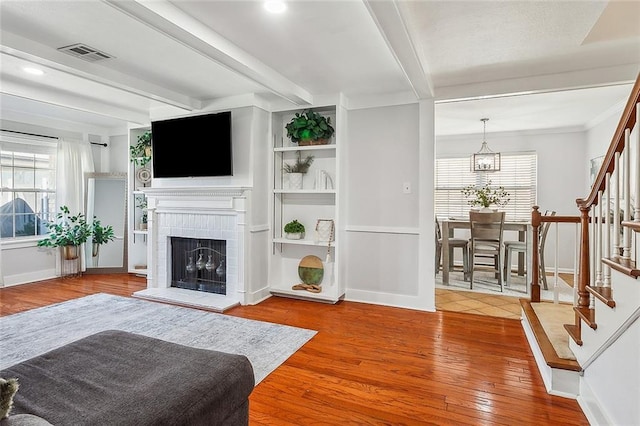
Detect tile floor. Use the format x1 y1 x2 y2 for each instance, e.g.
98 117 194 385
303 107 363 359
436 287 523 319
436 272 575 320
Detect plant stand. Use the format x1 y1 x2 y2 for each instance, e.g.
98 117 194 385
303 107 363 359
60 246 82 278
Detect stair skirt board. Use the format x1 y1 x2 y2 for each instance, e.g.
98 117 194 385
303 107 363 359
577 377 616 426
521 313 580 398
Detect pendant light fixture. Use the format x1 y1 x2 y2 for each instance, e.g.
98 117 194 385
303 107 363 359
472 118 500 172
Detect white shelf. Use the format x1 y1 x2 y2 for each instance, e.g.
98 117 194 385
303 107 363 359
274 189 336 194
269 283 343 304
133 230 148 235
269 106 342 304
272 238 336 246
274 145 336 152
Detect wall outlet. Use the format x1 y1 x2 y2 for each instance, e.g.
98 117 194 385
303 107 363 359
403 182 411 194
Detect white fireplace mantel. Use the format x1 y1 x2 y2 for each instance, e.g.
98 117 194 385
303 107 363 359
133 186 251 312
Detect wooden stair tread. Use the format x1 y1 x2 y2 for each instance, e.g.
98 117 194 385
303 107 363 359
602 257 639 278
563 324 583 346
587 285 616 307
574 306 597 329
520 299 581 371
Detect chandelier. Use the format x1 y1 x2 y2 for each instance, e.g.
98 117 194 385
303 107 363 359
472 118 500 172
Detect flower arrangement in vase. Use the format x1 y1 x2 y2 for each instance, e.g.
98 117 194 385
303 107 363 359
462 180 509 211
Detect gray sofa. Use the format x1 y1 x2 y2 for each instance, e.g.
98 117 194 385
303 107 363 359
0 330 254 425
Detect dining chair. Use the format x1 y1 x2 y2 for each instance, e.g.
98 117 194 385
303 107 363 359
468 211 506 291
504 211 556 290
435 218 470 281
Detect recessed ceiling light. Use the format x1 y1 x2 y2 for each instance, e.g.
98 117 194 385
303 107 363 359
264 1 286 14
23 67 44 76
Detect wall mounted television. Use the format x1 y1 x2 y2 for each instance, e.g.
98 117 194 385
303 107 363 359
151 111 232 178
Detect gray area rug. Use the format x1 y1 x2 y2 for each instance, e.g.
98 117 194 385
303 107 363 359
0 293 316 384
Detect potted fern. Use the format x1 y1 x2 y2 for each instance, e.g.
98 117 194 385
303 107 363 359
283 151 314 190
285 110 335 146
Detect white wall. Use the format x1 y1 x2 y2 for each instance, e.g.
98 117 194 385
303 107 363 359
344 103 435 310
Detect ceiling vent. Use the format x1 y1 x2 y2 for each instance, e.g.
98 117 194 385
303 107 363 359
57 43 113 62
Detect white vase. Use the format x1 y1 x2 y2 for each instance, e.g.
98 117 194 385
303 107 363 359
285 232 304 240
288 172 303 189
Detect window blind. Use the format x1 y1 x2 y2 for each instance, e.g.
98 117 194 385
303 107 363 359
435 152 537 221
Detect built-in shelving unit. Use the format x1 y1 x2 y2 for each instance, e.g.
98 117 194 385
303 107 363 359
128 127 150 275
268 106 345 303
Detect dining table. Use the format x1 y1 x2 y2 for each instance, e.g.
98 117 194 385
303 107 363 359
439 217 532 286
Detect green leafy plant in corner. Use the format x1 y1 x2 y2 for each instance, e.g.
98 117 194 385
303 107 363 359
285 110 335 143
130 130 152 166
462 180 510 208
37 205 92 248
284 219 305 234
282 151 314 174
92 218 115 245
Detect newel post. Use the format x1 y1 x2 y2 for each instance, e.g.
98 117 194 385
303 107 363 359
577 202 591 309
530 206 541 302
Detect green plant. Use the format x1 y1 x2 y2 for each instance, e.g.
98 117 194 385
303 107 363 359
285 110 335 143
283 151 314 174
136 196 148 223
37 206 92 247
130 131 152 166
284 219 305 234
462 180 510 208
92 218 115 245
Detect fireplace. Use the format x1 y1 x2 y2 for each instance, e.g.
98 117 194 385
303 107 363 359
132 186 249 312
170 237 226 295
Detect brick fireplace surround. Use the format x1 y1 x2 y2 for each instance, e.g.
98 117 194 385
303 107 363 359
133 187 249 312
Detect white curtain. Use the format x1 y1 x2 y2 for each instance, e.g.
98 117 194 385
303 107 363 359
56 138 95 271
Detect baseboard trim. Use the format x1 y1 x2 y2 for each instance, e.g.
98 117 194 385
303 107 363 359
2 269 57 287
577 377 614 426
345 288 435 312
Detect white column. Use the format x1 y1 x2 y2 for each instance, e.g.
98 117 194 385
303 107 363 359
595 191 603 286
623 128 632 260
603 173 611 287
613 151 621 258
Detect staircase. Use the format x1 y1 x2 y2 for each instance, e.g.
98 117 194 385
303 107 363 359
522 73 640 426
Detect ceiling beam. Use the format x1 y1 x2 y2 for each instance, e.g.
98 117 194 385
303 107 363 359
104 0 313 106
0 31 200 111
1 76 149 125
363 0 433 100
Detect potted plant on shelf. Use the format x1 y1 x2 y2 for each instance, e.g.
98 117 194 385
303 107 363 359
284 219 305 240
136 196 148 230
130 130 152 166
91 217 115 260
37 205 92 260
285 110 335 146
462 180 510 211
283 151 314 189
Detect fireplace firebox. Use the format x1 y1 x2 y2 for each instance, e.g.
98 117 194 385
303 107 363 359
170 237 226 295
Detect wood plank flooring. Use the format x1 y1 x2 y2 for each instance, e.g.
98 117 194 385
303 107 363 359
0 274 589 425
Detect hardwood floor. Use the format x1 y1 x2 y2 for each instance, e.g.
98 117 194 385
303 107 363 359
0 274 589 425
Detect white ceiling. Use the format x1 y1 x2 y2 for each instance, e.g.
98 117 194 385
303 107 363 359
0 0 638 135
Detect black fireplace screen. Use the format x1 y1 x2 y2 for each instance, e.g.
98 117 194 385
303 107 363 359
170 237 226 295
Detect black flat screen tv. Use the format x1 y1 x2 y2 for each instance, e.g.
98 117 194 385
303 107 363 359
151 111 232 178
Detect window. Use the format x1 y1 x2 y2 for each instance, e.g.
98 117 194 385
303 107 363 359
0 134 56 239
435 152 537 221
